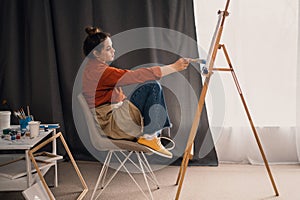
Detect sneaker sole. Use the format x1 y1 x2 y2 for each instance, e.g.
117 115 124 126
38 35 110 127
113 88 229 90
139 145 173 159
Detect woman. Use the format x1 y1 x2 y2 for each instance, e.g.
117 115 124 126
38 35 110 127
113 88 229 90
82 26 190 158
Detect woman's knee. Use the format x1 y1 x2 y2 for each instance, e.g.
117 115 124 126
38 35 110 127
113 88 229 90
130 81 163 103
144 80 162 91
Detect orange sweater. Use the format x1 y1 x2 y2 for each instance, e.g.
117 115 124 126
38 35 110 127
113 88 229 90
82 58 162 108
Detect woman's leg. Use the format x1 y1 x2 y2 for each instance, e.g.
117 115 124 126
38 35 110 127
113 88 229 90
129 81 173 158
129 81 171 135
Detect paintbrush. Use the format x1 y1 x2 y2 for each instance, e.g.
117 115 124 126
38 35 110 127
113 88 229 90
27 105 30 116
188 58 207 64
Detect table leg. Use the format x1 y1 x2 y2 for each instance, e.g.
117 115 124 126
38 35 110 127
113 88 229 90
52 129 58 187
25 150 32 187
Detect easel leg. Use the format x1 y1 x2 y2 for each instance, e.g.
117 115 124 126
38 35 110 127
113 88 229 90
175 145 192 200
220 44 279 196
175 78 211 200
59 133 89 199
175 151 185 185
175 145 192 185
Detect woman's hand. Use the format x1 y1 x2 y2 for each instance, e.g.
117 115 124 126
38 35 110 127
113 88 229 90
172 58 190 72
160 58 190 77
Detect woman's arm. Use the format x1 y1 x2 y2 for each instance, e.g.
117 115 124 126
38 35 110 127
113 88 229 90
160 58 190 77
101 58 190 87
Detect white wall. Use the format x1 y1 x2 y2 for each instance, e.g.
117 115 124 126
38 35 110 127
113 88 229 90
297 0 300 160
194 0 298 127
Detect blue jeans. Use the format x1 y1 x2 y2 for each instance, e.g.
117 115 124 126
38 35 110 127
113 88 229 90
129 81 171 135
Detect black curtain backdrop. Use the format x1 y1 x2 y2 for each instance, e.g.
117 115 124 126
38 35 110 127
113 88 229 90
0 0 218 166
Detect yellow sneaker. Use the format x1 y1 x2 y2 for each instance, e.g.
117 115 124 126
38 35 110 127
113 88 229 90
137 137 173 158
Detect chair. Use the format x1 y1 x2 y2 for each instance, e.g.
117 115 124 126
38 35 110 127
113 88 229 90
77 93 160 200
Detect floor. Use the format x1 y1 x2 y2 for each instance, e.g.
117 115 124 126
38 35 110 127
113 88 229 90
0 161 300 200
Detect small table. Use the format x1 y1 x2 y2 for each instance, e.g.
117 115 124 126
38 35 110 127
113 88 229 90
0 125 60 191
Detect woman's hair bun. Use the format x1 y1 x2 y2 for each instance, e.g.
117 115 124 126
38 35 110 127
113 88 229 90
83 26 110 56
85 26 101 36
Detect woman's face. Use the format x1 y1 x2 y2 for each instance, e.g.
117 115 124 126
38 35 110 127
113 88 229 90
97 37 115 63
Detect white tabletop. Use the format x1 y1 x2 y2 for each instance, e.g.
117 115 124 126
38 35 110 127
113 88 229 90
0 126 54 150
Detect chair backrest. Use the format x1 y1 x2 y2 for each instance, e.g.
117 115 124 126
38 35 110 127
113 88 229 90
77 93 119 150
77 93 151 152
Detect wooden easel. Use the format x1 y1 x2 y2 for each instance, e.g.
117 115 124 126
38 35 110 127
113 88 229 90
28 132 88 200
175 0 279 199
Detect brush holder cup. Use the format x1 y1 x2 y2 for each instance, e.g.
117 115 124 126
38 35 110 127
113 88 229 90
19 116 32 131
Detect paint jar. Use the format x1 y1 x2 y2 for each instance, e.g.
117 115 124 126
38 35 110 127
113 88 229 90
0 111 11 130
28 121 41 138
